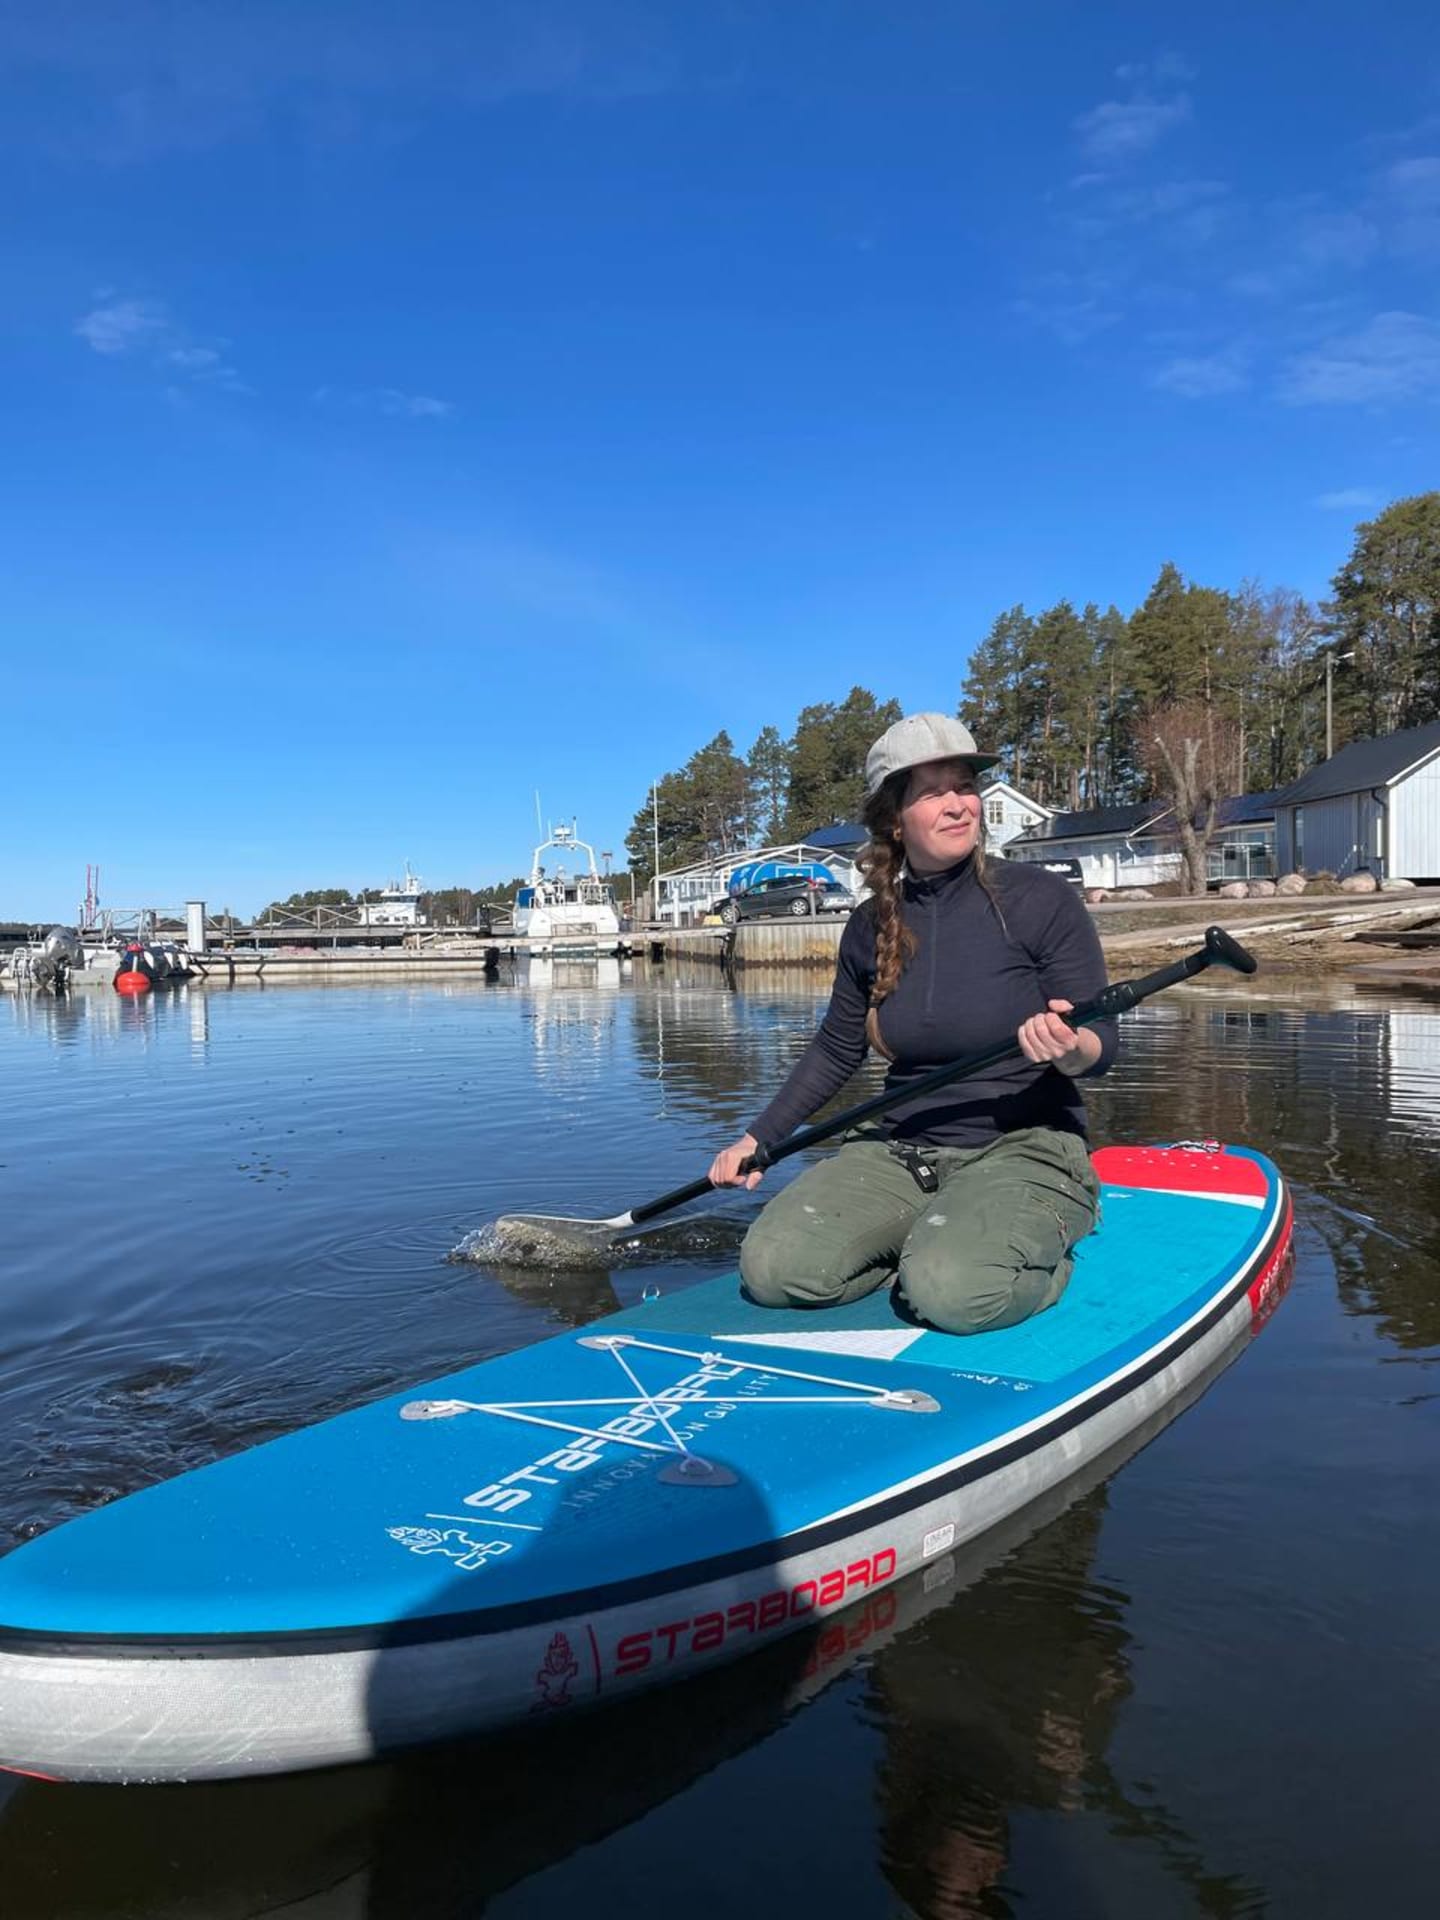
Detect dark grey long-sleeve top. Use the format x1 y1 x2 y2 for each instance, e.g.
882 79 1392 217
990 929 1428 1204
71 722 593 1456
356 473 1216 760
749 856 1117 1153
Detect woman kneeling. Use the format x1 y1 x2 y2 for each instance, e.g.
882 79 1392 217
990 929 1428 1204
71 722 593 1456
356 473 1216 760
708 713 1116 1337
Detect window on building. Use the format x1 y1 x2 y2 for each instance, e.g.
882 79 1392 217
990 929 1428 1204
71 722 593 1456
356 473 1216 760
986 799 1005 826
1294 808 1305 870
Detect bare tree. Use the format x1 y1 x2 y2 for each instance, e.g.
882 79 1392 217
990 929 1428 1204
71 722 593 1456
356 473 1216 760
1144 701 1241 894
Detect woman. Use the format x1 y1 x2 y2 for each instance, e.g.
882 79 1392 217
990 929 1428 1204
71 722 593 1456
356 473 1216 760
709 712 1116 1336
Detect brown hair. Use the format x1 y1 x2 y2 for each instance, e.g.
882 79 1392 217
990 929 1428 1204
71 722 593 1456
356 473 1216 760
857 768 1006 1024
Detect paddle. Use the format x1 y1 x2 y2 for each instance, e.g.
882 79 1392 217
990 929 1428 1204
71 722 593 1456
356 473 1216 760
489 924 1257 1261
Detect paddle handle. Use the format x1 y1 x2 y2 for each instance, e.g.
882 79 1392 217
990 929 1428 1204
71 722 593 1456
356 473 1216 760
628 925 1256 1227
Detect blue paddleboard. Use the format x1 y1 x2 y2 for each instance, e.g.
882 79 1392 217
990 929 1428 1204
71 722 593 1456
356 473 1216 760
0 1142 1292 1782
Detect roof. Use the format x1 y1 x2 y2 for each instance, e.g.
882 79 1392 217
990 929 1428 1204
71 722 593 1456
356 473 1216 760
1216 789 1281 825
1272 719 1440 807
1008 800 1171 846
978 777 1051 815
1008 790 1279 849
802 821 868 851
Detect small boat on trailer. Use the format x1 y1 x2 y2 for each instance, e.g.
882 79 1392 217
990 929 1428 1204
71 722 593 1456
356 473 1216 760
0 1141 1292 1785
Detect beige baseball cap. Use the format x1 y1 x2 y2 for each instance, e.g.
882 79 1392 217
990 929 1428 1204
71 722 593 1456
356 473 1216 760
864 713 1000 797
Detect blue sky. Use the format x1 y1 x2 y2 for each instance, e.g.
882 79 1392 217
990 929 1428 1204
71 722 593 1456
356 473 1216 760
4 0 1439 920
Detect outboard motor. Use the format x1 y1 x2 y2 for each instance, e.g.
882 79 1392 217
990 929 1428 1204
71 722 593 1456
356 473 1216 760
31 927 83 993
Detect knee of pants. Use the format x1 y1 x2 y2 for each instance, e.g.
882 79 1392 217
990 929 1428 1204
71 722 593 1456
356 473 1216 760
738 1229 791 1307
899 1247 1063 1336
739 1218 852 1309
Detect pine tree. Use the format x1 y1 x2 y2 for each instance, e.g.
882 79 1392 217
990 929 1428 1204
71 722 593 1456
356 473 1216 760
782 687 901 835
961 607 1033 785
745 725 790 843
1327 493 1440 738
1026 601 1097 808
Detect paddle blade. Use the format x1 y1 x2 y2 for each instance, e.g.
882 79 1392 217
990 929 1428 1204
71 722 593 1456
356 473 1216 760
453 1211 634 1269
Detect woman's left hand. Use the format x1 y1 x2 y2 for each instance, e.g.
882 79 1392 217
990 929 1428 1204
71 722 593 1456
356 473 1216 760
1018 1000 1103 1077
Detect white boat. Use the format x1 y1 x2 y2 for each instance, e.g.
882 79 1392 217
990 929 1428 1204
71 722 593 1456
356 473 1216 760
356 865 427 929
513 825 622 954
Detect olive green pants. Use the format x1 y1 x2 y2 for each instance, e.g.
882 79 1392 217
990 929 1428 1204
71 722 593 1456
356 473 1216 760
739 1127 1101 1337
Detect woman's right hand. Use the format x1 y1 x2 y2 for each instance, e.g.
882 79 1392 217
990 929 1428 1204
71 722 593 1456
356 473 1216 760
709 1132 765 1190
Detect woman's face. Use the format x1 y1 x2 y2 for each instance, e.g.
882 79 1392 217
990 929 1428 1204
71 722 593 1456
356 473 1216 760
898 757 982 873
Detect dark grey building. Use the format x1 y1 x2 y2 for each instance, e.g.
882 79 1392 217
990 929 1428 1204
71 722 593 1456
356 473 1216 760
1272 719 1440 882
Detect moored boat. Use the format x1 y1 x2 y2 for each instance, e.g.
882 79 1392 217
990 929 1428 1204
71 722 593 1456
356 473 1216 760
513 823 623 954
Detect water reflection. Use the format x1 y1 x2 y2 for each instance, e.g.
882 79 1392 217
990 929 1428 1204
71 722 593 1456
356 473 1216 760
0 1356 1250 1920
1083 988 1440 1350
0 982 211 1055
871 1495 1262 1919
1 974 1438 1916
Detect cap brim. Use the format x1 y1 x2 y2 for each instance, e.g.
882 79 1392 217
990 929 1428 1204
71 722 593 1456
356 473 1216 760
866 749 1003 796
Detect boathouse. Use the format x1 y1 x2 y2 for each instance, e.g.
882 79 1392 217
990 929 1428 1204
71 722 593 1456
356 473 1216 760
654 838 866 926
1271 718 1440 883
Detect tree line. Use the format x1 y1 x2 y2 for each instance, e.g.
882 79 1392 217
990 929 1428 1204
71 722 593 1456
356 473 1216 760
258 881 527 923
625 493 1440 887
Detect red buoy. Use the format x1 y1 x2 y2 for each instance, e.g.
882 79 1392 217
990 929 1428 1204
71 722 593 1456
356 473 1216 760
114 971 152 995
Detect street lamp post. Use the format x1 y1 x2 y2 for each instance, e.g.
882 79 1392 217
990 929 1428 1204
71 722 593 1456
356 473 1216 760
651 779 662 923
1324 650 1357 760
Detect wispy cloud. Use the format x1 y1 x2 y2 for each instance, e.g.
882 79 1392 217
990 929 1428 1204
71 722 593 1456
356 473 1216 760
1150 350 1247 398
74 296 168 355
1315 488 1382 510
1384 154 1440 258
1 2 677 165
74 292 250 392
1073 58 1192 167
1228 207 1379 299
1385 155 1440 204
1065 176 1231 251
1231 166 1440 302
1012 271 1122 345
313 386 454 420
1025 59 1219 354
1279 311 1440 405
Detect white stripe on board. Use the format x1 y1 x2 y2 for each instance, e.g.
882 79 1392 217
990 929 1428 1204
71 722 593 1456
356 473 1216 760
1105 1185 1265 1209
712 1328 928 1361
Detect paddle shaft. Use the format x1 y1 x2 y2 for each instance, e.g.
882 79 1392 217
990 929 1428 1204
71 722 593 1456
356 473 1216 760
625 926 1256 1229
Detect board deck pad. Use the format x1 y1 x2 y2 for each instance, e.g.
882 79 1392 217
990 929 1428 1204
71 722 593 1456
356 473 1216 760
0 1147 1287 1647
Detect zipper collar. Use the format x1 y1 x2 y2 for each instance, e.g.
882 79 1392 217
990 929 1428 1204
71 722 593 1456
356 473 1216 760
902 853 977 902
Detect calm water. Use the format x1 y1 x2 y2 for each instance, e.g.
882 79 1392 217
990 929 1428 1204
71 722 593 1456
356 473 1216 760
2 959 1438 1918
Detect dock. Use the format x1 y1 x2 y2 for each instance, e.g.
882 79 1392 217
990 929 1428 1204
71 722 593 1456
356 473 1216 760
12 890 1440 992
178 920 847 982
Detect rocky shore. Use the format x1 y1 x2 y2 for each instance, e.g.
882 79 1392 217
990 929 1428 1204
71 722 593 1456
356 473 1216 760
1090 885 1440 989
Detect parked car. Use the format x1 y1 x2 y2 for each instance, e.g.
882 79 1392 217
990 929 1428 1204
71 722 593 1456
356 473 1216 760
1034 857 1085 890
712 874 856 925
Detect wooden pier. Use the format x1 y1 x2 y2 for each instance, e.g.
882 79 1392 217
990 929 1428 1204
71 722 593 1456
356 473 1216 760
4 915 847 991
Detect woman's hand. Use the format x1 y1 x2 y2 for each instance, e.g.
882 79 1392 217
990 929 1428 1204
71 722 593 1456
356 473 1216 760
709 1132 765 1189
1018 1000 1103 1078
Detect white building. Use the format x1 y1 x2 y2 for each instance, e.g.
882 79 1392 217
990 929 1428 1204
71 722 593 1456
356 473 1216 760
1005 796 1278 890
980 778 1052 853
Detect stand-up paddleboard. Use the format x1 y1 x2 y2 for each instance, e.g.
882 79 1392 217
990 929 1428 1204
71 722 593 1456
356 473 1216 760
0 1141 1292 1784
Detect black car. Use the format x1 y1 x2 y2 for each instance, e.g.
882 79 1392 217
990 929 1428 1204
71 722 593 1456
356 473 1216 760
713 875 855 925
